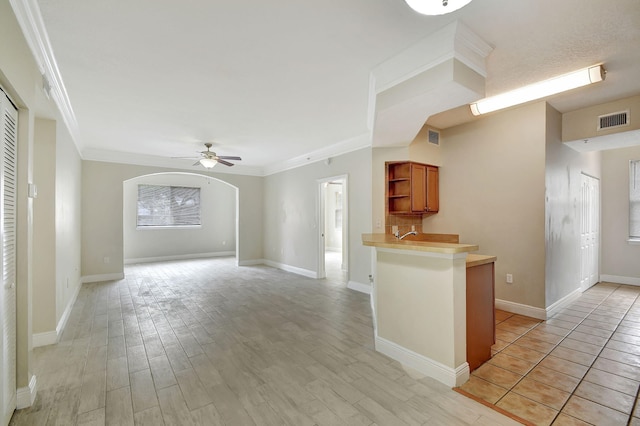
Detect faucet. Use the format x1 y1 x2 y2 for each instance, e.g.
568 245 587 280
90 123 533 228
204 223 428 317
396 231 417 240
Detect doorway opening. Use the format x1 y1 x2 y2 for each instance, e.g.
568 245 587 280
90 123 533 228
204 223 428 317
123 172 239 266
318 175 348 284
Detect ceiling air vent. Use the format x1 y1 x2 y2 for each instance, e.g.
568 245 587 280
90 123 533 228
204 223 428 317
428 129 440 146
598 110 629 131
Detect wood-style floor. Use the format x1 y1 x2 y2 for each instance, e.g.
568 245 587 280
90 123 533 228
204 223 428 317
10 257 518 426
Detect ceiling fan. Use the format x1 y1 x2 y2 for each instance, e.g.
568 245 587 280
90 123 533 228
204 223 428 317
181 143 242 168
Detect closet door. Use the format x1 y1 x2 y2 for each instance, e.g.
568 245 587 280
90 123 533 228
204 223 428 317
0 91 17 426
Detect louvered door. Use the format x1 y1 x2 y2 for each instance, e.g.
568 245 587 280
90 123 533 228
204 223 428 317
0 91 17 426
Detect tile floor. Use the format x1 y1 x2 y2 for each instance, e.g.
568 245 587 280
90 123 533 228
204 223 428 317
10 257 520 426
459 282 640 426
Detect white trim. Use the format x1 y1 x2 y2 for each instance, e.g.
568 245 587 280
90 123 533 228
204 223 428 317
262 260 318 279
237 258 265 267
545 288 583 319
9 0 81 152
495 299 547 320
124 251 235 265
263 134 371 176
628 239 640 245
600 274 640 286
32 331 57 348
347 281 371 295
16 375 37 409
375 335 469 387
81 273 125 284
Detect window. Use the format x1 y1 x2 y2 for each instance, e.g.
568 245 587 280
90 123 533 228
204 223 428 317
137 184 201 227
631 160 640 241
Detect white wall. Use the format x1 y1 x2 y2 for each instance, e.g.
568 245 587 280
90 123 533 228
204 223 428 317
263 148 372 287
421 102 547 309
82 161 263 280
324 182 343 251
123 173 236 262
601 145 640 281
545 104 601 307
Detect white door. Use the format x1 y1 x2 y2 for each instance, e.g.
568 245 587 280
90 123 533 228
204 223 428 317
580 173 600 291
0 91 17 426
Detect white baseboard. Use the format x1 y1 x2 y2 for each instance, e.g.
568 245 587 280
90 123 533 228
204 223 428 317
32 331 57 348
545 288 582 319
124 251 235 265
262 259 318 279
375 335 469 387
237 258 265 267
81 273 125 284
33 277 82 348
495 299 547 320
16 375 37 409
600 274 640 286
347 281 371 295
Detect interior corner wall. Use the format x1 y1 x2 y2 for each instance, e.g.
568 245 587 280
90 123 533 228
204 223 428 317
123 173 236 262
544 104 601 308
81 161 263 280
601 145 640 280
33 118 56 335
262 148 372 287
55 118 82 327
421 102 547 309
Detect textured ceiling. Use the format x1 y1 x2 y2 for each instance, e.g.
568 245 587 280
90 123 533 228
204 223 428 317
35 0 640 174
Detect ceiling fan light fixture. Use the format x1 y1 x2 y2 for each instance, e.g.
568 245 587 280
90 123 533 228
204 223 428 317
404 0 473 15
199 158 217 168
470 64 606 116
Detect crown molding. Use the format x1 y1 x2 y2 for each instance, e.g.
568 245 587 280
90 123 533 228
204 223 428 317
10 0 81 151
81 148 264 176
262 132 372 176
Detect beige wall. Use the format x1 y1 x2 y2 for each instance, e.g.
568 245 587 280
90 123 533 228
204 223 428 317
123 173 236 262
82 161 263 279
602 145 640 279
421 102 547 308
263 148 372 287
545 105 601 306
33 119 56 334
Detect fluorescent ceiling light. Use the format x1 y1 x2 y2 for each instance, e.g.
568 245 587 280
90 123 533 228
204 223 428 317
405 0 473 15
470 65 606 116
199 158 217 168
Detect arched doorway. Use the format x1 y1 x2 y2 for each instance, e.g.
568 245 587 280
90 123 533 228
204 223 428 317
122 172 239 265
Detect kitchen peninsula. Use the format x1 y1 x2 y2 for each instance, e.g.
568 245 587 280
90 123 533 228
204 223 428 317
362 233 496 387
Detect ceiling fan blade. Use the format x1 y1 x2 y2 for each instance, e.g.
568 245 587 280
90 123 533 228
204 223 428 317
217 159 234 167
192 161 201 166
217 156 242 161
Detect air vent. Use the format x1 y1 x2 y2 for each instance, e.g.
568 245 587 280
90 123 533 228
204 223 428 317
428 129 440 145
598 110 629 131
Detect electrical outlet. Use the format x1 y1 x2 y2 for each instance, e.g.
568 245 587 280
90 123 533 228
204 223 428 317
391 225 398 235
376 219 381 228
411 225 416 232
506 274 513 284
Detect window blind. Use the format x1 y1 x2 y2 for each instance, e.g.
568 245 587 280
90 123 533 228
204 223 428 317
137 184 201 227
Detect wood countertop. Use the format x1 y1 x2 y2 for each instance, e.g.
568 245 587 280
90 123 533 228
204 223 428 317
466 254 497 268
362 233 478 254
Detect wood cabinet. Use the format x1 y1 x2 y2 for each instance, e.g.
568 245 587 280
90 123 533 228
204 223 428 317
386 161 438 215
466 261 495 372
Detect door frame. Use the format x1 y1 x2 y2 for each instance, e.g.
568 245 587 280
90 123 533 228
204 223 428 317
317 174 348 280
